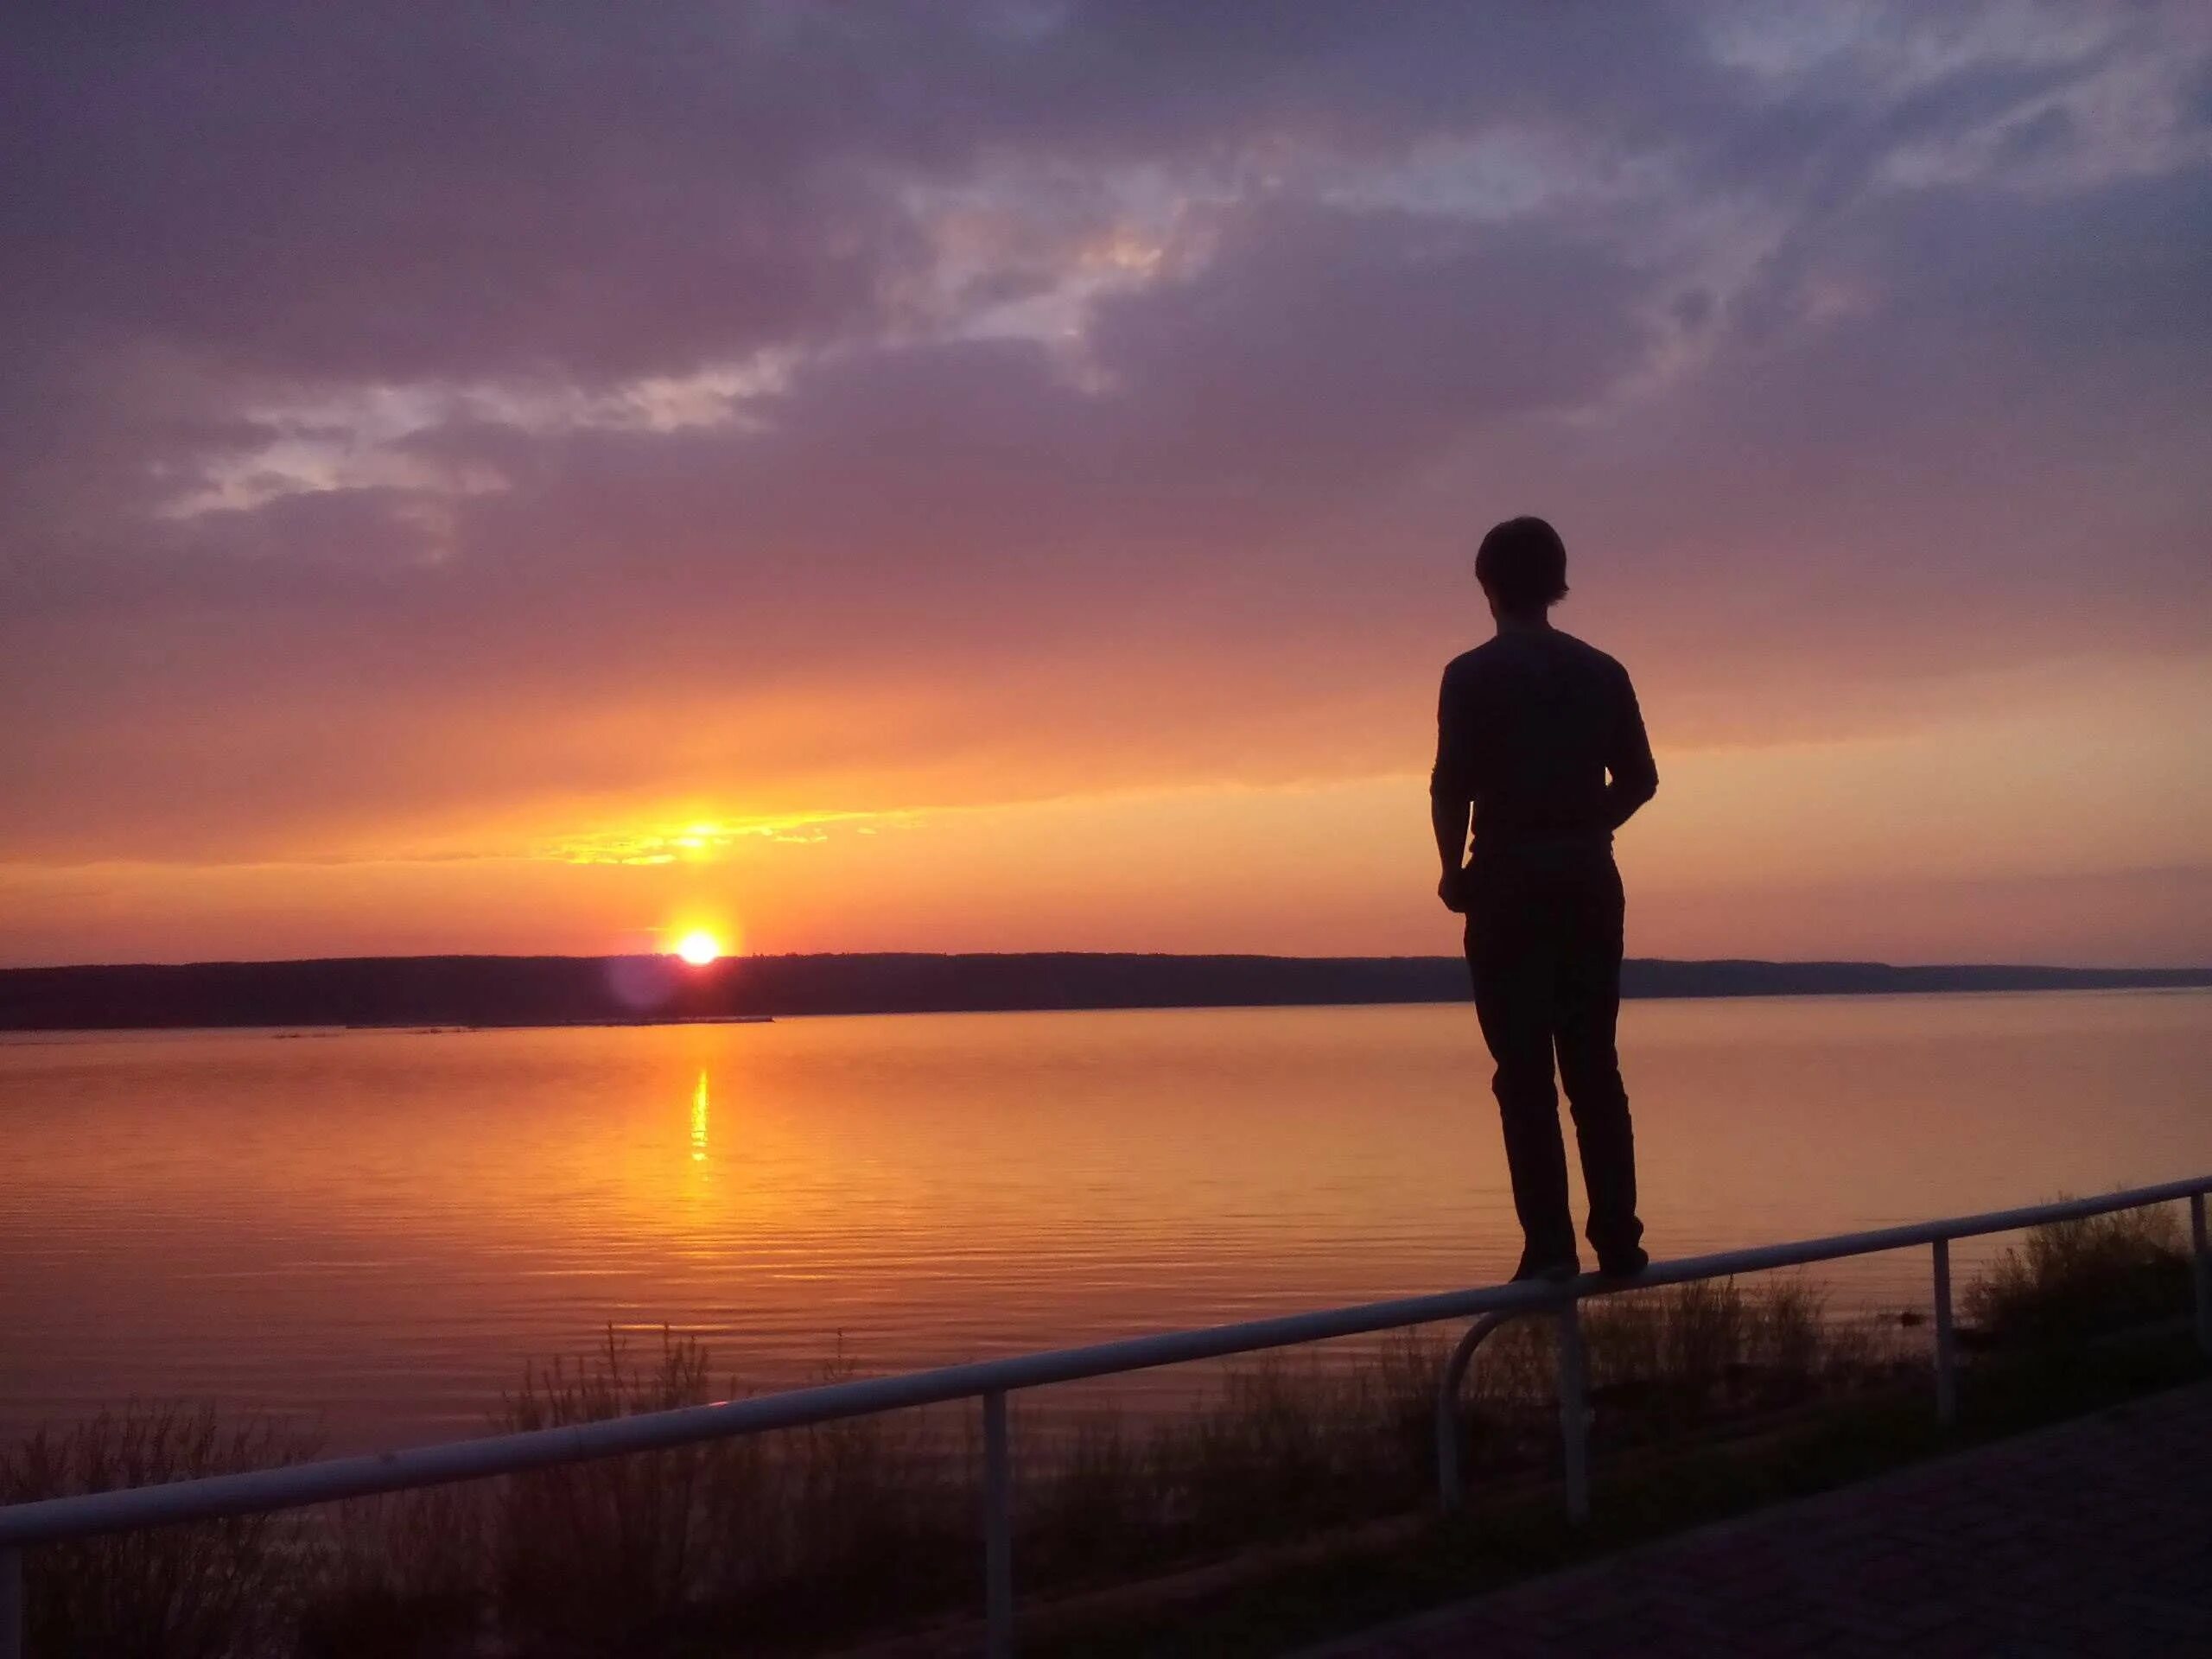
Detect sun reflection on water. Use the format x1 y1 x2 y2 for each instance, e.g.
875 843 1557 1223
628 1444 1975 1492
690 1068 709 1163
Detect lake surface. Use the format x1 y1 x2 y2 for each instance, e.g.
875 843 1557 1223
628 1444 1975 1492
3 992 2208 1450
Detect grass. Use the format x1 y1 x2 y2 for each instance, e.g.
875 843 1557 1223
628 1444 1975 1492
7 1201 2202 1657
0 1402 321 1659
491 1327 725 1640
1964 1199 2192 1347
296 1485 486 1658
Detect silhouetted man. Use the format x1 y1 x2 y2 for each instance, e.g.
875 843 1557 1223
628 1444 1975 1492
1432 517 1656 1284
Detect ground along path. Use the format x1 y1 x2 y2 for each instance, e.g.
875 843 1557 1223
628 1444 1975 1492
1298 1380 2212 1658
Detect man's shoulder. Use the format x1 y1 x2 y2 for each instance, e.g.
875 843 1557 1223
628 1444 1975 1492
1439 641 1515 704
1446 632 1633 683
1548 629 1636 685
1440 642 1495 682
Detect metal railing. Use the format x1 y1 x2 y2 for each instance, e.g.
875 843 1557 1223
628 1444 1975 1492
2 1175 2207 1658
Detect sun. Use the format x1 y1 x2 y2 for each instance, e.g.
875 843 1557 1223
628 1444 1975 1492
675 931 721 967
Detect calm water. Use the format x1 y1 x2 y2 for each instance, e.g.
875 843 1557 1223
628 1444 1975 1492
3 992 2208 1450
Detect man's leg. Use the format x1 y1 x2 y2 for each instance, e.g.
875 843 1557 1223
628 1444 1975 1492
1465 876 1577 1272
1554 856 1643 1267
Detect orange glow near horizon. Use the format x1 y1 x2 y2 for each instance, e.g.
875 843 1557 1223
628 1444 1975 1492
0 658 2206 970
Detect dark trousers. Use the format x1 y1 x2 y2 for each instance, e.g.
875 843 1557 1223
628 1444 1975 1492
1462 847 1643 1264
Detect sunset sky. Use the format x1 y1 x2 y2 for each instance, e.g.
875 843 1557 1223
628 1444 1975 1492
4 3 2209 969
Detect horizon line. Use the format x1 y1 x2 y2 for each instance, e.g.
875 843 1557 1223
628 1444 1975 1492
7 949 2210 976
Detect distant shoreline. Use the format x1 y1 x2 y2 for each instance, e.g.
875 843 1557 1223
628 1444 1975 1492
2 951 2206 1033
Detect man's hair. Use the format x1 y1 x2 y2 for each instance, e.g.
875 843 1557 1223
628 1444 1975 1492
1474 517 1568 614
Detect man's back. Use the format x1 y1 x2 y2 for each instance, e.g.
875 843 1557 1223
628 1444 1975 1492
1433 629 1656 855
1432 518 1652 1283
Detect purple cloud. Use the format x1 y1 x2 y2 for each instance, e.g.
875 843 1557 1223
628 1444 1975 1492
2 0 2209 883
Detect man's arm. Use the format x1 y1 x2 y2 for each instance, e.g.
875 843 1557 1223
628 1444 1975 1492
1431 668 1474 907
1432 791 1471 876
1603 671 1658 830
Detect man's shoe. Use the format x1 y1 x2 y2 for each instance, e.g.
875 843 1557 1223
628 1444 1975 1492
1596 1244 1649 1278
1512 1249 1580 1286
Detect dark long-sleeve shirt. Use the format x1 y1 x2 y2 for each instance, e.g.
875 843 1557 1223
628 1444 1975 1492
1431 629 1657 855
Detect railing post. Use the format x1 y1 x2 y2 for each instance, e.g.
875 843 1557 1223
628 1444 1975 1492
1434 1312 1513 1515
1931 1236 1957 1426
1553 1301 1590 1525
1 1545 22 1659
2192 1192 2209 1358
982 1390 1014 1659
1434 1369 1462 1515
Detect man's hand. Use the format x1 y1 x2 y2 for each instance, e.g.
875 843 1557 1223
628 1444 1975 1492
1438 867 1470 914
1431 782 1473 916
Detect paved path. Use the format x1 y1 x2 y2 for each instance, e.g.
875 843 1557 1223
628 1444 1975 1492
1300 1382 2212 1658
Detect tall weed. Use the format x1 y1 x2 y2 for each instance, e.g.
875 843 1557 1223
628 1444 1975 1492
0 1403 319 1659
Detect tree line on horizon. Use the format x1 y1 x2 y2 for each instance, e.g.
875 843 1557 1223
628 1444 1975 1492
1 952 2204 1032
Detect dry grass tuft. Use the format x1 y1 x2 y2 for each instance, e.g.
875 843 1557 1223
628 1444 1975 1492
1965 1201 2191 1346
0 1402 321 1659
489 1325 729 1641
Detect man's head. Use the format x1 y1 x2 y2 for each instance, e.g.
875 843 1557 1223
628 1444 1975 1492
1474 517 1568 621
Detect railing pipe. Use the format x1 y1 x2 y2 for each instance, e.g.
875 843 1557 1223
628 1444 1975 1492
982 1390 1014 1659
0 1279 1584 1549
1434 1312 1517 1512
0 1173 2204 1571
1932 1237 1958 1426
